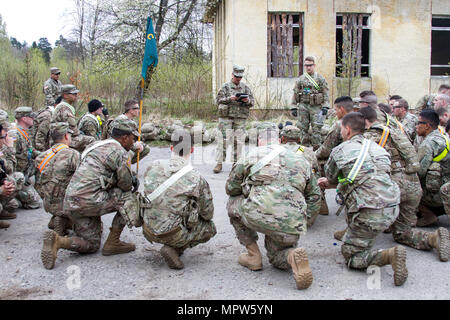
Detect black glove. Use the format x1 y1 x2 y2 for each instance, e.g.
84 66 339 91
285 121 293 126
278 123 284 130
131 175 140 193
321 107 329 116
102 107 109 116
291 108 298 118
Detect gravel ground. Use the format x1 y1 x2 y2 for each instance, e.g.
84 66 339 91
0 144 449 300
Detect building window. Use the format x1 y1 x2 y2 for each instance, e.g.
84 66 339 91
431 16 450 76
267 13 304 78
336 13 371 78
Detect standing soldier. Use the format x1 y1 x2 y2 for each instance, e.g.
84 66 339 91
40 118 140 270
213 65 254 174
123 130 217 269
35 122 80 236
33 96 63 152
10 107 41 209
359 107 449 262
319 112 407 286
43 67 62 106
290 56 329 149
78 99 105 141
52 85 95 152
392 99 418 144
226 123 321 290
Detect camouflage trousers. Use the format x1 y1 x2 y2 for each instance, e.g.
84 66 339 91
296 103 324 149
142 219 216 251
227 196 300 270
69 134 96 153
390 172 434 250
342 206 399 269
439 181 450 219
5 172 41 210
215 118 246 164
64 188 132 253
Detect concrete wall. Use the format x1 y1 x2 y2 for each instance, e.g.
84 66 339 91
212 0 450 109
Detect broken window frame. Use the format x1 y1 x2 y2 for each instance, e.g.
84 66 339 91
431 15 450 77
267 12 304 78
336 13 371 78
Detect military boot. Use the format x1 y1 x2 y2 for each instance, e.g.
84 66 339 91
160 245 184 269
48 216 55 230
213 163 222 174
0 221 10 229
416 205 438 227
287 248 313 290
41 230 73 270
53 216 67 236
238 243 263 271
377 246 408 286
428 227 450 262
319 199 329 216
334 228 347 241
102 227 136 256
0 210 16 220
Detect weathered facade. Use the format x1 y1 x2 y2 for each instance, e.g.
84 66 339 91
204 0 450 110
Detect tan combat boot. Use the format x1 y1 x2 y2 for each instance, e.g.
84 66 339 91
160 245 184 269
416 205 438 227
334 228 347 241
0 210 16 220
287 248 313 290
238 243 263 271
319 199 329 216
102 227 136 256
0 221 10 229
428 227 450 262
53 216 67 236
213 163 222 174
378 246 408 286
41 230 73 270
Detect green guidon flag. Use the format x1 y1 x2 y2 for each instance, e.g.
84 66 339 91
141 17 159 80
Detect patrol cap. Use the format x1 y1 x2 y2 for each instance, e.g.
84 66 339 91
114 118 140 137
61 84 79 95
359 95 378 105
255 122 279 139
50 122 73 136
232 65 245 77
280 125 301 140
15 106 37 119
50 67 61 75
0 110 10 129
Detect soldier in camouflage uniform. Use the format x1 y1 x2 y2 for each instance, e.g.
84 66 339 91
106 100 150 164
78 99 104 141
124 129 216 269
43 67 62 106
359 107 449 262
279 124 323 227
9 107 41 209
290 56 329 150
226 123 321 290
40 118 140 270
213 65 254 173
392 99 418 144
414 84 450 115
416 110 450 233
35 122 80 236
51 85 95 152
320 112 408 286
33 96 63 152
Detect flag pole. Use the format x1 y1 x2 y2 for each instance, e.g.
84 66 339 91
136 76 145 174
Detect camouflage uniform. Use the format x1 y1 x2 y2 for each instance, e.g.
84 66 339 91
35 125 80 223
63 138 136 253
325 135 400 269
362 124 436 250
417 129 450 217
395 112 418 144
215 69 254 164
140 156 216 250
226 143 321 270
291 72 329 148
108 114 150 164
78 112 102 141
414 94 436 116
43 78 62 106
51 99 95 152
32 106 54 152
315 120 342 161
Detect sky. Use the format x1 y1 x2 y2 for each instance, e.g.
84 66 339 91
0 0 74 46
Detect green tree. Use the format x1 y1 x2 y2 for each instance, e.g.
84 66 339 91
37 37 52 64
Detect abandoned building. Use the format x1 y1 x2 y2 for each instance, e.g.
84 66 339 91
203 0 450 110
